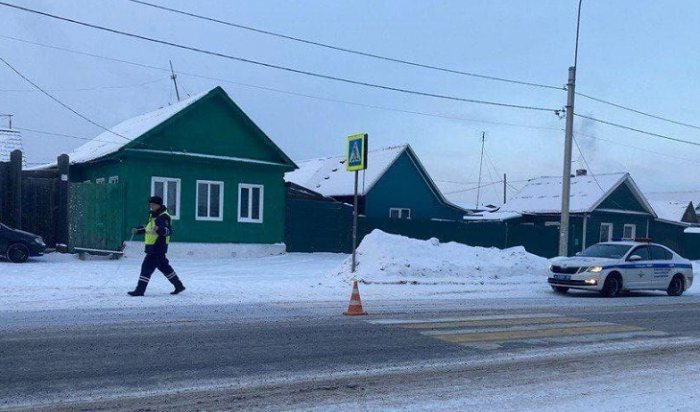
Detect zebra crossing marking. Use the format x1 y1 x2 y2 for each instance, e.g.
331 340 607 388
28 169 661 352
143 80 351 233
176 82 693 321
371 313 666 351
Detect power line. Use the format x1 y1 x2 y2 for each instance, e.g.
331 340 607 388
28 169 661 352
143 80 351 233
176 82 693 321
574 131 700 165
0 56 134 144
0 34 566 132
572 135 606 193
128 0 564 91
0 77 168 92
577 91 700 131
574 113 700 147
0 56 133 143
0 2 559 113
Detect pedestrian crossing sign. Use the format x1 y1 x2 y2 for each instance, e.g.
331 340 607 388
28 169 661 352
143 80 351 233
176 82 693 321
346 133 368 171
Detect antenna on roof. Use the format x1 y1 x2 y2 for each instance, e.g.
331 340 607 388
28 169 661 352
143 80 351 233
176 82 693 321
476 131 486 209
0 114 13 129
169 60 181 102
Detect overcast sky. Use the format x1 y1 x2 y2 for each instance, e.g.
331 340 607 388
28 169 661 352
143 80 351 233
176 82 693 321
2 0 700 206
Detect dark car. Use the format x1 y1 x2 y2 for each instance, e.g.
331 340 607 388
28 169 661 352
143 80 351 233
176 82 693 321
0 223 47 263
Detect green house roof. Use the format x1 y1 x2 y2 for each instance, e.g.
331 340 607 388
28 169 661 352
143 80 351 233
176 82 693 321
61 86 296 170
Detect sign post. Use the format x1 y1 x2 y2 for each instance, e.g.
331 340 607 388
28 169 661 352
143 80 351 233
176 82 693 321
346 133 368 273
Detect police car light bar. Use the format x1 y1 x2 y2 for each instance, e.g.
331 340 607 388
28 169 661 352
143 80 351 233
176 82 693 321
611 237 652 242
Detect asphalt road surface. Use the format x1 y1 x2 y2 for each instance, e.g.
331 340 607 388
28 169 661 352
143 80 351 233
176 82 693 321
3 292 700 411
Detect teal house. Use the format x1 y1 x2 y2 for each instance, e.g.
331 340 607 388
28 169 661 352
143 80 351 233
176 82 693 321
57 86 297 254
500 171 657 256
285 144 467 221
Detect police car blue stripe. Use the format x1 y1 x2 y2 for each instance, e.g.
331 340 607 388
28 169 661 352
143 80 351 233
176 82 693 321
601 263 692 270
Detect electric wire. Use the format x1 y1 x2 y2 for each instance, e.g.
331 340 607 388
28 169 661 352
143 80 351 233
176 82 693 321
127 0 564 91
0 77 168 92
0 55 135 144
573 113 700 147
577 92 700 131
0 2 559 113
0 34 566 132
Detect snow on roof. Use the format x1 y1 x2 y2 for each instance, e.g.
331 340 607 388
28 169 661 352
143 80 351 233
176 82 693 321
285 145 408 197
0 128 25 166
501 172 646 214
462 210 522 221
649 200 693 224
66 89 211 165
684 227 700 234
435 181 480 211
646 191 700 206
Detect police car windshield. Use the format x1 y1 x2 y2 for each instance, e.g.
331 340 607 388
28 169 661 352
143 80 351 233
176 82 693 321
580 244 632 259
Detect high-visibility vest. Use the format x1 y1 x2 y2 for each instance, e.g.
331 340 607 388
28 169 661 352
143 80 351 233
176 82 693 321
144 211 171 245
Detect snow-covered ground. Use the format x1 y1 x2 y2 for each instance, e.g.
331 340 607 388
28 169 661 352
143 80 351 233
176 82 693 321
336 230 549 285
3 230 699 312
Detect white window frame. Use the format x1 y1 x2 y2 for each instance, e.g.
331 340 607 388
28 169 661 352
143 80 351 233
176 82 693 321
196 180 224 222
389 208 411 220
95 178 105 184
600 223 613 242
238 183 264 223
151 176 181 220
108 176 119 184
623 224 636 240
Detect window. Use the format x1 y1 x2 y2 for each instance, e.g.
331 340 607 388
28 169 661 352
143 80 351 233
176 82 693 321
600 223 613 242
650 246 673 261
389 208 411 219
196 180 224 221
623 224 636 240
108 176 119 184
629 246 651 261
95 178 105 184
151 177 181 219
238 184 263 223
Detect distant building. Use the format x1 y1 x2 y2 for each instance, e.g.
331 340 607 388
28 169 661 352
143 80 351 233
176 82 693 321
0 128 25 167
286 144 468 221
500 172 657 255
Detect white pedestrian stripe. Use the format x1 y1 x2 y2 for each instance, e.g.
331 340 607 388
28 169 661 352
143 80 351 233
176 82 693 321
420 321 616 336
372 313 669 351
368 313 561 325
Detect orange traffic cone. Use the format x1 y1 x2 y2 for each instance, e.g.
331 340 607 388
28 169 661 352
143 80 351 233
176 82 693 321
344 280 368 316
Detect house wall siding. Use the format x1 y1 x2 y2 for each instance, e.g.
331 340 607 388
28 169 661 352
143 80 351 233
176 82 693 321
364 152 462 221
117 155 285 244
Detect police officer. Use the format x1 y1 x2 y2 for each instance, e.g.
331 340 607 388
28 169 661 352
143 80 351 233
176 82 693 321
128 195 185 297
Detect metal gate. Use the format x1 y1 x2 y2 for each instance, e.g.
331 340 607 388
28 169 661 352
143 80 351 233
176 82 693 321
69 182 126 252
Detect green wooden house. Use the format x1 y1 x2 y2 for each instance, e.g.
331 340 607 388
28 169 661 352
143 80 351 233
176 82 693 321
500 171 657 256
61 86 297 252
285 144 467 221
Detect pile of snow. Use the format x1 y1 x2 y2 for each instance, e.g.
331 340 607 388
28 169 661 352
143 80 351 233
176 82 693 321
336 230 550 285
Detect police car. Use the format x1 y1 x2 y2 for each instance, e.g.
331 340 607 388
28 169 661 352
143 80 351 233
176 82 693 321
548 239 693 297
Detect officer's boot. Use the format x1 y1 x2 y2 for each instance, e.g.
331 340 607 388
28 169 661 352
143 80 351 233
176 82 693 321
127 276 150 297
166 272 186 295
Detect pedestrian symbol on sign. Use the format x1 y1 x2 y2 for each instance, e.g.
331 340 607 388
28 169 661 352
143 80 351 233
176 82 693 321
346 133 368 171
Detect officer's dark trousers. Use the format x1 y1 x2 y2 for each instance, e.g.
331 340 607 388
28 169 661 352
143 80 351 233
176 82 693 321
134 253 182 292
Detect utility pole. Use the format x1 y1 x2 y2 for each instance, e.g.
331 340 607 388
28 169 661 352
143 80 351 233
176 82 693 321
169 60 181 102
503 173 507 205
559 0 583 257
476 131 486 210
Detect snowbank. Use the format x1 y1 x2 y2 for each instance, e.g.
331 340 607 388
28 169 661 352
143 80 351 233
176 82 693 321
336 230 550 285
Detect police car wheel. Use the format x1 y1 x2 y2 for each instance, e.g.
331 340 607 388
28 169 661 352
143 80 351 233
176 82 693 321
551 286 569 294
601 274 622 297
667 275 684 297
7 243 29 263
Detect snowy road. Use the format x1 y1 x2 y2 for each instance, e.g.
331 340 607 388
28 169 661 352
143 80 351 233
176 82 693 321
3 297 700 411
